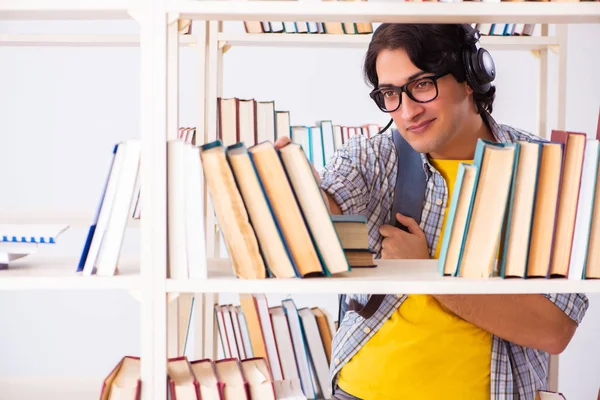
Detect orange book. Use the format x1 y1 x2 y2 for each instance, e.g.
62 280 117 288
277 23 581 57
549 130 586 277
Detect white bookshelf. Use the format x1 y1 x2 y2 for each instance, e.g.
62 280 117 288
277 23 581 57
1 0 599 399
0 255 141 291
0 377 102 400
167 258 600 295
0 0 139 20
217 31 562 51
0 34 199 47
171 1 600 24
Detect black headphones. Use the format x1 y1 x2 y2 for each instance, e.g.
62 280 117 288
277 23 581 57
377 24 496 135
461 23 496 94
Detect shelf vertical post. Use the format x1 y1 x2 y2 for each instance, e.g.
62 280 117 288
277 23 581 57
537 24 549 139
139 0 169 398
556 24 568 131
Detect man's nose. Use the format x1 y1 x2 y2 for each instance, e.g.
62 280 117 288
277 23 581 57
399 92 424 121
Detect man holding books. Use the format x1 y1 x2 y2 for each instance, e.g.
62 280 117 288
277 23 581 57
276 23 588 400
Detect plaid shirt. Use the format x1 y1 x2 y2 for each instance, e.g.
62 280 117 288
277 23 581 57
320 112 589 400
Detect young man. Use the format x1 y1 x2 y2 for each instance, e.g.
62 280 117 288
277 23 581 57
276 24 589 399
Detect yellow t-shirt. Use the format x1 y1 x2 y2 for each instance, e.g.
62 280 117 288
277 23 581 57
337 158 491 400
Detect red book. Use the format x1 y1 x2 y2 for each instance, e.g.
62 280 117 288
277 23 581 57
100 356 141 400
214 358 250 400
190 359 225 400
168 356 201 400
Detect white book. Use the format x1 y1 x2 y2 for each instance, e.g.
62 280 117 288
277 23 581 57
236 306 254 359
270 307 300 381
184 144 207 279
168 139 189 280
254 294 284 381
82 143 126 276
282 299 315 399
95 140 141 276
569 140 599 280
229 305 247 360
273 378 307 400
221 305 240 360
298 308 331 399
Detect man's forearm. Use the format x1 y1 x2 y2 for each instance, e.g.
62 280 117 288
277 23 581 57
433 294 577 354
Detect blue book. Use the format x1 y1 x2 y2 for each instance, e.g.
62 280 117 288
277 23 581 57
437 162 478 276
456 139 519 278
76 144 119 272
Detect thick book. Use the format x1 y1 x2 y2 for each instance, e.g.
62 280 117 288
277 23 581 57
189 359 225 400
167 356 201 400
569 140 599 280
527 142 564 278
458 140 518 278
199 140 266 279
100 356 141 400
214 358 251 400
279 142 350 276
549 130 587 277
226 143 296 279
500 141 542 278
248 141 323 277
241 358 277 400
282 299 316 400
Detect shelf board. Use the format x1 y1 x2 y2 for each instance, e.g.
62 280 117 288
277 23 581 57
0 211 141 228
0 377 102 400
0 34 199 47
218 32 560 51
167 258 600 294
0 0 140 20
0 254 141 291
173 1 600 24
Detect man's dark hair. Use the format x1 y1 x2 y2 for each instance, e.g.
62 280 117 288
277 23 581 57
364 23 496 114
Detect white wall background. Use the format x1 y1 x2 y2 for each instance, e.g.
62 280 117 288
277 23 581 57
0 16 598 400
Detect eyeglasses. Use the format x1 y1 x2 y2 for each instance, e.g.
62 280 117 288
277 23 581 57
369 72 449 113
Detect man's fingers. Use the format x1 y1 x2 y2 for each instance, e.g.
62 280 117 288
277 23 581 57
379 224 399 238
395 213 425 239
274 136 292 149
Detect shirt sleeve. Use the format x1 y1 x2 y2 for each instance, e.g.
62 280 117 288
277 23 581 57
319 135 372 215
541 293 589 325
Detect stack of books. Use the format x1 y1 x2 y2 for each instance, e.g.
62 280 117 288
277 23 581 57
439 119 600 280
100 355 306 399
215 295 336 399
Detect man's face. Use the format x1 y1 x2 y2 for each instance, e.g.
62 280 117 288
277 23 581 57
375 48 474 156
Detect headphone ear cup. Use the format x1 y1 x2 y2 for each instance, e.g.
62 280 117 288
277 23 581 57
464 46 496 94
462 45 480 93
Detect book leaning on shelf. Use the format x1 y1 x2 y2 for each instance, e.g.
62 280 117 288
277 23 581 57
78 139 141 276
439 121 600 280
200 139 360 279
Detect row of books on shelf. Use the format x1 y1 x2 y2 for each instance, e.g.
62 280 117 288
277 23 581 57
439 117 600 280
101 355 306 400
217 96 381 171
216 295 336 399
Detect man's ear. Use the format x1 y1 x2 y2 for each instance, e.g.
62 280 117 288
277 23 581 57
464 81 474 96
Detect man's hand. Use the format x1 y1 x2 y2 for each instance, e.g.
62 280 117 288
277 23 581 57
379 213 430 259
